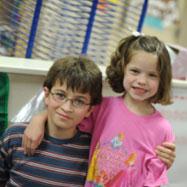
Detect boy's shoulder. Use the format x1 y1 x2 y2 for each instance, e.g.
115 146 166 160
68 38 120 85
73 130 91 146
78 130 91 137
2 123 28 137
1 123 28 148
77 130 92 141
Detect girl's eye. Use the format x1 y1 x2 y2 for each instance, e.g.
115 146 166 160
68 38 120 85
130 69 139 74
149 73 158 78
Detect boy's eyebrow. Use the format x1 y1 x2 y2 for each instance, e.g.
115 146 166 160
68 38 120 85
52 89 65 92
51 89 66 94
52 89 90 99
72 95 90 100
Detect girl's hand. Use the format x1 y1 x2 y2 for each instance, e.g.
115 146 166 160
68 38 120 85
22 111 47 156
156 142 176 169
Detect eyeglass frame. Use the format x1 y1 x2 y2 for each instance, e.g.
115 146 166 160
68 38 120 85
50 91 92 109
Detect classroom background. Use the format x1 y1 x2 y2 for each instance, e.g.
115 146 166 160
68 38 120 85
0 0 187 186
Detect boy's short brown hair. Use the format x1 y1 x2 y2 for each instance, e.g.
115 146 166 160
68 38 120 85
44 56 102 105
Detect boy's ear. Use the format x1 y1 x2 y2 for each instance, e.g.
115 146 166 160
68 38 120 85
85 106 95 118
43 87 50 106
43 87 50 97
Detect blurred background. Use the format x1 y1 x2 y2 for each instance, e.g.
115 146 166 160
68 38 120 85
1 0 187 61
0 1 187 186
143 0 187 47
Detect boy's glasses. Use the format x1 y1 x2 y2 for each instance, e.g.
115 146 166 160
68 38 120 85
50 92 91 108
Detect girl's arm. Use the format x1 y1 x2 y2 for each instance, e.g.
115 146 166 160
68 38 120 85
22 107 96 155
22 113 176 169
22 104 100 155
22 110 47 156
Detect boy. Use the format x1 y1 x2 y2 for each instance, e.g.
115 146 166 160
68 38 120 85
0 56 102 186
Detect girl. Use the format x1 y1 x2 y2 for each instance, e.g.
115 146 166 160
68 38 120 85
23 35 176 186
84 35 174 186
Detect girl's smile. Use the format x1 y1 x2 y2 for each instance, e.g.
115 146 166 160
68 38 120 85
123 50 160 103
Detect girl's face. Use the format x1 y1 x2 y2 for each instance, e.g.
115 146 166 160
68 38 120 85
123 50 160 102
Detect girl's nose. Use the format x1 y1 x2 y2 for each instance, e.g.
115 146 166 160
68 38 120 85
137 74 147 84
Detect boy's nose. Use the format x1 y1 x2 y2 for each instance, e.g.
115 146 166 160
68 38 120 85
60 99 73 112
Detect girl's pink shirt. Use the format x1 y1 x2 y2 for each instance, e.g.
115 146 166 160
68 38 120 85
79 96 175 186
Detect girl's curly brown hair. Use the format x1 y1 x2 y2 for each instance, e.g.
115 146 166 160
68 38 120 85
106 35 172 105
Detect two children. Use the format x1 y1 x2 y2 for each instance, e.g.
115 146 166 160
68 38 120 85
0 56 102 186
22 35 175 186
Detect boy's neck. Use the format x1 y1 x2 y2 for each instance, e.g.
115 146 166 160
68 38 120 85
46 122 78 140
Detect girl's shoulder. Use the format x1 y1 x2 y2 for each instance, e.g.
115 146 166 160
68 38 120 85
91 96 124 117
101 95 123 105
150 109 174 136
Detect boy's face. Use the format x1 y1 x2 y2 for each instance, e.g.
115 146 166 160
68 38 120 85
44 80 93 139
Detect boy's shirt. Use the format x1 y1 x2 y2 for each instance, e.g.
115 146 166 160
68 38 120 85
80 96 175 187
0 124 91 187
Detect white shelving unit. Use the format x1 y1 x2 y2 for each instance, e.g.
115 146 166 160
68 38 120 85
1 55 187 119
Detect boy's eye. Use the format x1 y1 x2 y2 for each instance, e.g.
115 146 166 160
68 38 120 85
73 99 85 107
56 93 66 100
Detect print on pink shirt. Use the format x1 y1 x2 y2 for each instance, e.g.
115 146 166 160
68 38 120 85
87 132 137 186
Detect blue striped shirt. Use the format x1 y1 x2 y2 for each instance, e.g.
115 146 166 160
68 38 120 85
0 124 91 186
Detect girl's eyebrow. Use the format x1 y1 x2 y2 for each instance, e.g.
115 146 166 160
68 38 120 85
129 66 138 68
149 70 158 73
128 66 139 69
